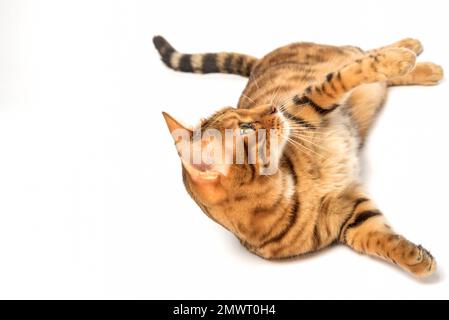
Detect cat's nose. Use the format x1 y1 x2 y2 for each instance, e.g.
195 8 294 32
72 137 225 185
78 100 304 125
267 106 277 115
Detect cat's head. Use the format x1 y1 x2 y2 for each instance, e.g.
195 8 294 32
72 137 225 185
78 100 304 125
162 105 290 204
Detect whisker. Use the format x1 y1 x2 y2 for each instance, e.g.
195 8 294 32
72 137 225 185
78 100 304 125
250 72 260 90
283 126 330 145
280 115 323 128
282 128 329 138
282 124 329 135
241 94 256 104
286 132 329 144
285 137 325 160
278 95 296 111
279 114 330 136
280 134 327 160
270 84 282 106
279 112 327 129
289 133 329 152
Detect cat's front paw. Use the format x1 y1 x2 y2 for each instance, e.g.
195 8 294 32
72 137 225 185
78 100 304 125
375 48 417 79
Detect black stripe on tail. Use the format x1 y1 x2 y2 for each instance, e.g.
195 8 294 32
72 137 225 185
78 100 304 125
152 35 257 77
153 36 176 68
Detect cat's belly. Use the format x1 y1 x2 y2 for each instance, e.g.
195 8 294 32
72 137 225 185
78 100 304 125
250 108 361 259
295 106 361 195
319 108 360 190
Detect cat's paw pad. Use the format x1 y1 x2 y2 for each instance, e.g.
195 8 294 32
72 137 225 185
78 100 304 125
376 48 417 79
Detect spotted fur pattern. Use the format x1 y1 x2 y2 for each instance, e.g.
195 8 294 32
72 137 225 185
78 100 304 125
156 36 443 277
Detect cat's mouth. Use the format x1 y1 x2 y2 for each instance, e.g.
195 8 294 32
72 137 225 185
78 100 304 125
182 159 222 181
192 162 213 172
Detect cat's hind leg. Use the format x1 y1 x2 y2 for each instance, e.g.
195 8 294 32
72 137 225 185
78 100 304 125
286 47 416 125
387 62 444 86
369 39 444 85
374 38 424 56
339 196 436 277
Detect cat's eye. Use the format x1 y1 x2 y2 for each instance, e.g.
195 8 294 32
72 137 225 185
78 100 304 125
239 123 254 135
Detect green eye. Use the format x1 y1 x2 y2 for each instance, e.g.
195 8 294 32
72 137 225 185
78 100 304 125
239 123 254 135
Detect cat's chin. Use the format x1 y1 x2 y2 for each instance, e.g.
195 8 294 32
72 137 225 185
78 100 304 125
196 170 220 180
189 171 222 186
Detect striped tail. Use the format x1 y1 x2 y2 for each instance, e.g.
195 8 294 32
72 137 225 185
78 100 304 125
152 35 257 77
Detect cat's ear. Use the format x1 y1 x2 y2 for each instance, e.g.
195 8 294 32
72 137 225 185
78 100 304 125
162 112 222 184
162 112 193 137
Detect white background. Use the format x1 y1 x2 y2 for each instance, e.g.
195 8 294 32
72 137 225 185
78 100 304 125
1 0 448 299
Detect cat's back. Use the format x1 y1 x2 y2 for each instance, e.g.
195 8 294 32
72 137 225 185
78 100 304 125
254 42 362 73
238 42 364 109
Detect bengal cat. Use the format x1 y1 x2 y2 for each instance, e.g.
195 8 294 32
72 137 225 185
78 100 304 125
153 36 443 277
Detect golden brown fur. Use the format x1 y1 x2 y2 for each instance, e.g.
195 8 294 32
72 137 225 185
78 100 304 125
155 36 443 277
